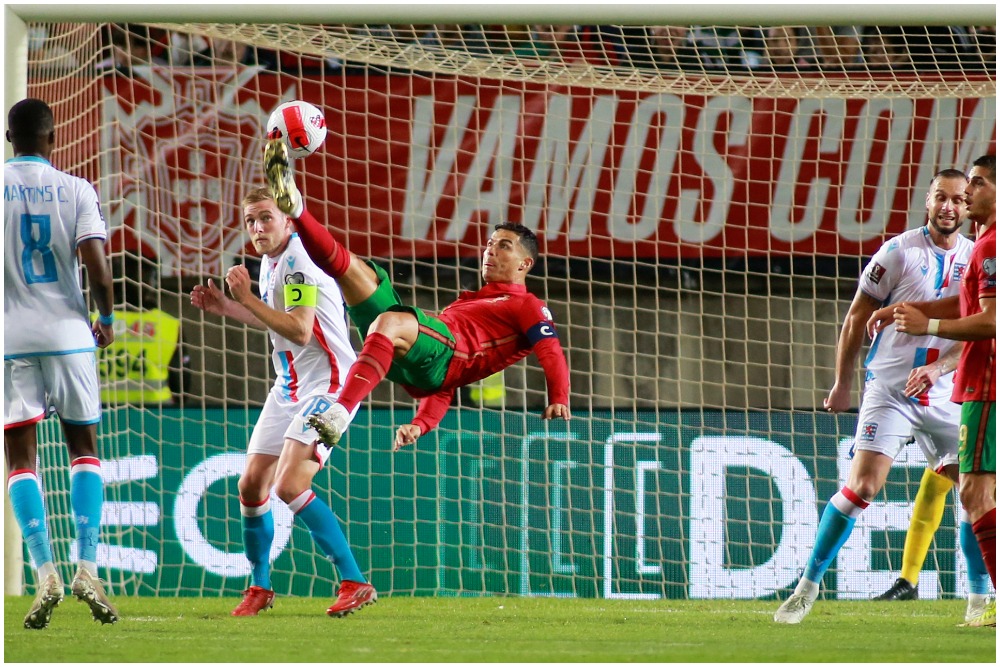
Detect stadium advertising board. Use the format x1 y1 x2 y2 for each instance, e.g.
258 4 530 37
33 408 969 600
95 71 995 276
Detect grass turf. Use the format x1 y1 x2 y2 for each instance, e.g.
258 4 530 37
4 595 996 662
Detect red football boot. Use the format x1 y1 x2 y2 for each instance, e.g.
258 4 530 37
326 580 377 617
231 586 275 616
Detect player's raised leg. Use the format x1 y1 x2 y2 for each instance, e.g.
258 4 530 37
272 434 376 617
309 315 416 449
263 139 382 304
232 453 279 616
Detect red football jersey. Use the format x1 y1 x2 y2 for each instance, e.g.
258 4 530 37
952 223 997 403
407 281 570 433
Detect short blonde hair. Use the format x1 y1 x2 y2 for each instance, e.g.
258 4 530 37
241 186 273 208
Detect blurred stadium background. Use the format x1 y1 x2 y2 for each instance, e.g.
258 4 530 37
4 5 996 611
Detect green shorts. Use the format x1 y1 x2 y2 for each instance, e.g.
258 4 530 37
958 401 996 474
345 260 455 391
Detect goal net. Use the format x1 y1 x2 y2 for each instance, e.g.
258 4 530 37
13 20 996 601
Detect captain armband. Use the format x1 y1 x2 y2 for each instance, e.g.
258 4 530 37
526 321 559 345
284 283 318 307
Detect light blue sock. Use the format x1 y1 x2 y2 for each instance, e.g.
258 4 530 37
295 494 365 583
960 520 991 595
803 502 857 583
8 472 54 570
70 458 104 566
243 511 274 590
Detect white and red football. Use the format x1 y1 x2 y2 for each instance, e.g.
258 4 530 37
266 100 326 159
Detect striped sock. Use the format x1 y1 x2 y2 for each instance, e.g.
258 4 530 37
8 470 54 572
70 456 104 572
240 497 274 590
288 489 365 583
803 487 868 583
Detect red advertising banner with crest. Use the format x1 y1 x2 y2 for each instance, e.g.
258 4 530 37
94 70 995 276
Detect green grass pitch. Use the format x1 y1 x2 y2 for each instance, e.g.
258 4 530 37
4 595 995 662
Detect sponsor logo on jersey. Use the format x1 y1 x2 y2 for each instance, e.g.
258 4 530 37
867 263 886 285
861 422 878 441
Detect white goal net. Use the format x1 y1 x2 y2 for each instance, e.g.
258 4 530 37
9 18 996 601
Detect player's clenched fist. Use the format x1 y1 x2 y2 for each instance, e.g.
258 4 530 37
226 265 253 304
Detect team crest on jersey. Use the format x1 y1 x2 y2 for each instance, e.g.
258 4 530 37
861 422 878 441
953 263 967 282
867 263 886 285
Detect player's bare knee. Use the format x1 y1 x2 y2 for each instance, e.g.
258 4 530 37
959 478 993 520
238 471 269 502
368 312 418 352
272 478 307 505
847 477 882 502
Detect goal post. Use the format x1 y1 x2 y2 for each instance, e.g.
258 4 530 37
5 11 996 602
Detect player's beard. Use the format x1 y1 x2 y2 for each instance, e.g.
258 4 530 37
928 215 961 236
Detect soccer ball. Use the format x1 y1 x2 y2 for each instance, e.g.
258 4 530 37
266 100 326 159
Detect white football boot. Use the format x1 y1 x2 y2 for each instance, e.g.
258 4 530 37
71 567 119 624
264 139 304 218
308 403 351 449
23 572 64 630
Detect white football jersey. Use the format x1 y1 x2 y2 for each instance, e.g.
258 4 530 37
257 234 357 402
4 157 107 358
860 226 973 403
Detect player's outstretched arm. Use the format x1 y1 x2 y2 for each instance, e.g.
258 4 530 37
191 277 265 330
867 296 961 339
225 265 315 345
399 390 456 449
531 337 570 414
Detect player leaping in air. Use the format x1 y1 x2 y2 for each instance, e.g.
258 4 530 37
263 139 570 450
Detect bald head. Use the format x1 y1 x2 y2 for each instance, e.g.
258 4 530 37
6 98 56 158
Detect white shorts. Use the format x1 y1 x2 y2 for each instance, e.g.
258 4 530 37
4 353 101 428
852 378 960 470
246 389 356 467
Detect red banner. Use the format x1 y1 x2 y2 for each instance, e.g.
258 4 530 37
95 70 996 275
